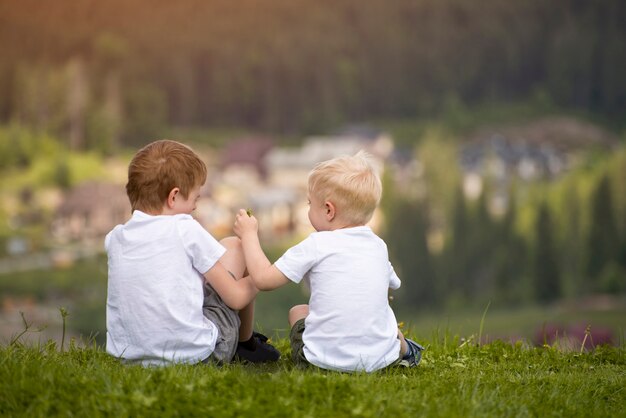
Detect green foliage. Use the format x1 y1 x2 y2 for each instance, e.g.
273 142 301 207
85 105 119 155
533 203 562 303
165 126 254 148
0 255 107 305
0 125 109 193
492 191 528 304
415 128 462 218
0 338 623 417
586 175 620 290
122 83 168 147
1 0 625 138
2 254 624 348
0 124 61 171
382 135 626 311
446 186 471 299
385 197 438 307
52 156 71 190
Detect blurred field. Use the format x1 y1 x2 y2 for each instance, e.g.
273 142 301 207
252 285 625 347
0 256 623 350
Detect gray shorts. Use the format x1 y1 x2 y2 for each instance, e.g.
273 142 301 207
202 282 240 364
289 318 309 366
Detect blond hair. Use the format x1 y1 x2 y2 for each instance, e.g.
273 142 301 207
308 150 382 225
126 140 207 213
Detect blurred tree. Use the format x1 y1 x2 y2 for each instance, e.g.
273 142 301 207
610 150 626 272
465 189 498 302
557 179 585 296
445 186 471 301
1 0 624 136
12 65 68 137
545 9 595 109
53 157 71 190
0 124 61 171
585 174 619 290
91 33 129 152
66 58 88 151
532 202 561 303
388 198 438 308
493 189 528 305
122 83 167 146
439 183 512 306
416 128 461 220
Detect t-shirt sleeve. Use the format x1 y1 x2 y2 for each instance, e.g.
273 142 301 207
104 231 112 251
176 217 226 274
388 262 401 290
104 225 121 253
274 236 317 284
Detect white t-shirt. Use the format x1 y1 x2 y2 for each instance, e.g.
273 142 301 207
105 210 226 366
275 226 402 372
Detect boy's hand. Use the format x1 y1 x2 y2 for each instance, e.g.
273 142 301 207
234 208 258 238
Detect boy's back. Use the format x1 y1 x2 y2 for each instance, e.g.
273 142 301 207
106 211 225 366
275 225 402 372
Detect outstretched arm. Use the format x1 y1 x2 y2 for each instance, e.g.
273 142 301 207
203 261 258 310
233 209 290 291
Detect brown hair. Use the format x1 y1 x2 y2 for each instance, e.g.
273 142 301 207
308 150 382 225
126 140 207 213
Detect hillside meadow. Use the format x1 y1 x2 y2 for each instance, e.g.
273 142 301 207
1 332 624 417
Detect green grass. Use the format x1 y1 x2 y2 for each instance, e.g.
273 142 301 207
1 261 624 416
1 335 624 417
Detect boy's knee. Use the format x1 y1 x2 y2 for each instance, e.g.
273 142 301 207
220 236 245 260
220 236 242 251
289 304 309 326
218 236 246 279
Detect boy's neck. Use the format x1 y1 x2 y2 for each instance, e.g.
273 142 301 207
135 207 166 216
326 222 366 231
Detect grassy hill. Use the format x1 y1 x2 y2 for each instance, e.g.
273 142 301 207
1 335 624 417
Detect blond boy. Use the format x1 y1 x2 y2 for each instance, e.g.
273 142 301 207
106 139 279 366
234 151 422 372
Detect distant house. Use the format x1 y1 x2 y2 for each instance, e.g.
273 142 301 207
51 181 129 244
208 127 395 240
221 136 274 181
458 116 619 214
460 116 618 180
262 126 394 235
247 186 304 239
206 181 304 241
266 125 394 190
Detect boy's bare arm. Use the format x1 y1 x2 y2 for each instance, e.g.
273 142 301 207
233 209 290 290
203 261 258 310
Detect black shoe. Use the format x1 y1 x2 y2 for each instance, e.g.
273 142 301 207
234 331 281 363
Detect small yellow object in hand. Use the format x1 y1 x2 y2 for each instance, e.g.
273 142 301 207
246 208 253 217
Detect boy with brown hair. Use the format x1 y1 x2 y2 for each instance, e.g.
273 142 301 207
234 151 423 372
106 139 279 366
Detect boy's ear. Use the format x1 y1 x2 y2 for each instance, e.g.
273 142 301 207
166 187 180 209
325 201 336 221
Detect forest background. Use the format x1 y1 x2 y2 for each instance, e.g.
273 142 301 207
0 0 625 346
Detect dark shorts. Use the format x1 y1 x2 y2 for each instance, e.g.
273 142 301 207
289 318 310 366
202 281 240 364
